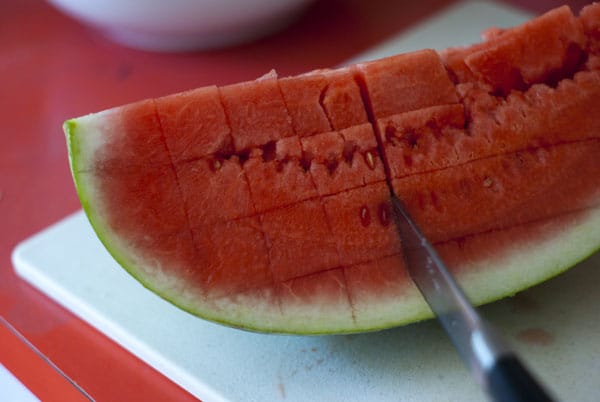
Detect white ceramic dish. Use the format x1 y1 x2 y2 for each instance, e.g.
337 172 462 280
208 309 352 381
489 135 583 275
46 0 315 51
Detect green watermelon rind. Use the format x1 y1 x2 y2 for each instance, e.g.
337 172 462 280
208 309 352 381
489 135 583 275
65 118 600 334
346 209 600 333
65 118 294 332
65 118 218 326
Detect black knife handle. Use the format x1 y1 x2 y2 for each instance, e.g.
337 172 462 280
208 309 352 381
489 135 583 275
487 355 555 402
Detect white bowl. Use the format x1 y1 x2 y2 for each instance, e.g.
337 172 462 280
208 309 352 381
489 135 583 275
47 0 316 52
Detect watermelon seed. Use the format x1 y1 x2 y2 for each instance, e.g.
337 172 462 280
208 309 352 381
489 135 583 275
378 203 391 226
326 158 339 175
483 176 493 187
404 131 419 148
211 159 222 171
359 206 371 227
300 151 313 172
238 149 251 165
365 151 376 170
261 141 277 162
342 141 357 165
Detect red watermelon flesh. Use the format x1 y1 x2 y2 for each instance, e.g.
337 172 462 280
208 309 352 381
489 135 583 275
219 71 294 152
581 2 600 54
244 136 319 213
66 3 600 333
300 124 386 196
441 5 586 91
155 85 232 163
279 68 368 136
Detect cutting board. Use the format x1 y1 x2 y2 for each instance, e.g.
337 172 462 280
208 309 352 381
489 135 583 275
13 2 600 401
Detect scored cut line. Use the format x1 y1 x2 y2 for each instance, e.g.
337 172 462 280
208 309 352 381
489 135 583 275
276 78 358 324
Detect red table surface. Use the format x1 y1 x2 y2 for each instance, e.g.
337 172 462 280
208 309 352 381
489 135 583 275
0 0 590 400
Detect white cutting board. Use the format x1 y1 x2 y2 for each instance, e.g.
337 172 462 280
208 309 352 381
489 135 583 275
13 2 600 401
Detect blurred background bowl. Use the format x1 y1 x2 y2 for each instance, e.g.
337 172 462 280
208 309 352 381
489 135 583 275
46 0 316 52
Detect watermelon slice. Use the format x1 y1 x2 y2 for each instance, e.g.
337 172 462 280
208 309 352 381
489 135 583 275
65 4 600 334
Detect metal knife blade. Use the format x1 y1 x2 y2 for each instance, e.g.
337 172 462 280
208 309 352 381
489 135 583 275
390 192 554 402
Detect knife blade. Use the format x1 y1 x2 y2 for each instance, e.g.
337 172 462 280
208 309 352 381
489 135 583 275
390 192 555 402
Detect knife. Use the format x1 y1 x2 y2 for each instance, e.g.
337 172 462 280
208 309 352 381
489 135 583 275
390 192 555 402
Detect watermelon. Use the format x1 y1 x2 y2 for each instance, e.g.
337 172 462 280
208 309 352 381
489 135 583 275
65 4 600 334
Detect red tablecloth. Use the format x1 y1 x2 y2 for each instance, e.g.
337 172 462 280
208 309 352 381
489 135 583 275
0 0 590 400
